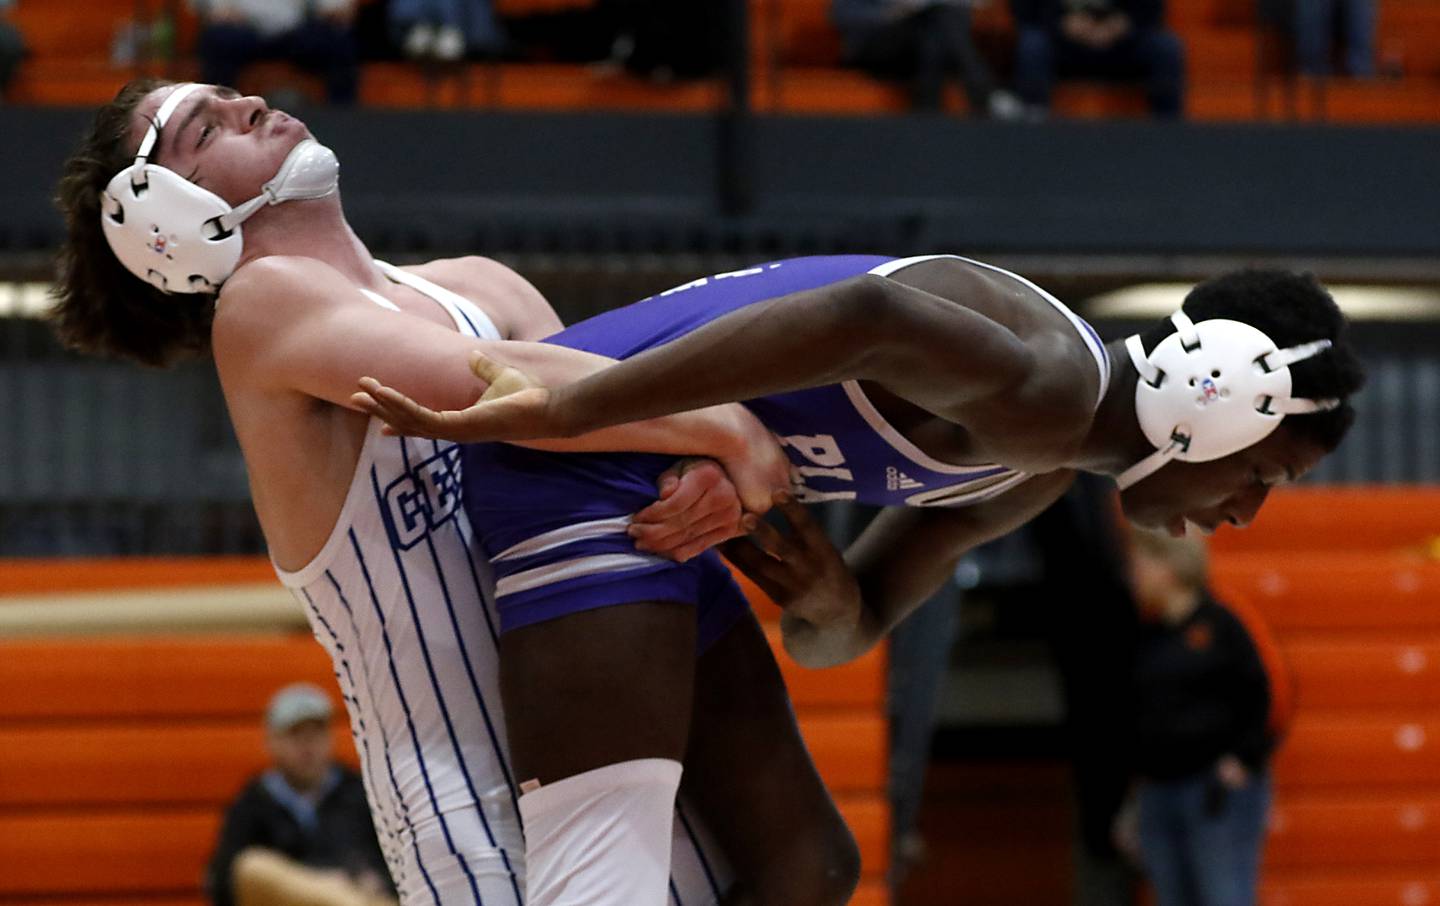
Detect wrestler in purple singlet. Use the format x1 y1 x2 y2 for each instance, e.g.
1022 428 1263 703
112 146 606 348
458 255 1110 645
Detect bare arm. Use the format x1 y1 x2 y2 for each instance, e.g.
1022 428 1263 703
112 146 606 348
784 471 1075 668
213 257 784 502
490 273 1037 440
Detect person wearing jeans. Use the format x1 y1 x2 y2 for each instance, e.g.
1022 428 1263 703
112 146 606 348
1294 0 1375 77
1010 0 1185 117
388 0 507 62
832 0 1024 118
190 0 360 104
1114 529 1291 906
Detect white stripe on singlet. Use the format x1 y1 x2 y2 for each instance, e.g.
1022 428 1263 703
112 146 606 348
858 253 1113 507
273 262 731 905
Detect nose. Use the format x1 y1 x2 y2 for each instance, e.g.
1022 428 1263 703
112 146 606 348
226 94 269 131
1226 484 1270 527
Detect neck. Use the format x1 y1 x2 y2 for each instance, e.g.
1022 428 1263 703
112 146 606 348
234 193 385 290
1071 339 1153 475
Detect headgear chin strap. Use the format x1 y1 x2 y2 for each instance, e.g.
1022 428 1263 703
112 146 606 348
99 82 340 295
1114 309 1340 490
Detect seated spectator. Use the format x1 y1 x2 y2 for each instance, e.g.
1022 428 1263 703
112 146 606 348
1295 0 1375 77
390 0 507 62
0 0 24 101
832 0 1023 118
1113 529 1290 906
190 0 359 105
1010 0 1185 118
206 683 396 906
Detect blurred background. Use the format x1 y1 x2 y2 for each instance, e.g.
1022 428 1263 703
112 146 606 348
0 1 1438 904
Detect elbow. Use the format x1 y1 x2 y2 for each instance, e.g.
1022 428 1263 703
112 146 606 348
827 275 914 371
783 637 847 671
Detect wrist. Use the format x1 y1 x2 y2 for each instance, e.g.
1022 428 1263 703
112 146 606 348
547 383 586 438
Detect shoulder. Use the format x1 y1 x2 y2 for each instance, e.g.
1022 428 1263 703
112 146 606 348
211 256 360 368
409 255 557 339
213 257 354 340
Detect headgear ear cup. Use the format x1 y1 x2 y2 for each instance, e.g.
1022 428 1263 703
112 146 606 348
1115 309 1339 490
99 82 339 295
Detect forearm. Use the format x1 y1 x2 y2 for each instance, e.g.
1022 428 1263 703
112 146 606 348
480 338 753 461
782 475 1072 667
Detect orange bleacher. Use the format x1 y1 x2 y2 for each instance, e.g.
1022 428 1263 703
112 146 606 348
0 562 892 906
1208 485 1440 902
7 0 1440 122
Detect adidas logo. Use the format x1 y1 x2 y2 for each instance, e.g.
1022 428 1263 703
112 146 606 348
886 466 923 491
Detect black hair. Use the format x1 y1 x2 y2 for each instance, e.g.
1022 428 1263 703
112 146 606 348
1139 269 1366 453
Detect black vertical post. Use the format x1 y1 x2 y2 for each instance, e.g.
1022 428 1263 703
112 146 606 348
718 0 753 217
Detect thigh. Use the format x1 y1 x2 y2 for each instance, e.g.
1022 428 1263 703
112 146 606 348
680 610 860 906
499 599 697 784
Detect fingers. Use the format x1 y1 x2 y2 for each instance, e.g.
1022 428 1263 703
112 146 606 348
353 377 445 438
469 351 505 384
631 509 743 556
633 462 719 525
719 538 795 602
773 492 827 547
665 526 746 564
747 516 801 563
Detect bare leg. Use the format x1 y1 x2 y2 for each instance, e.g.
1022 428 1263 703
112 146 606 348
500 601 697 906
681 613 861 906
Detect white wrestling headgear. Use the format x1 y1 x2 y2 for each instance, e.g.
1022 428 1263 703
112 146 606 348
99 82 340 295
1114 309 1340 490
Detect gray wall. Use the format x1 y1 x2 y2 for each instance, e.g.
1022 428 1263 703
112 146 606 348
6 107 1440 262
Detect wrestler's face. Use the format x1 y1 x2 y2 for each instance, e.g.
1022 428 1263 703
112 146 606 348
1119 426 1327 537
129 83 311 207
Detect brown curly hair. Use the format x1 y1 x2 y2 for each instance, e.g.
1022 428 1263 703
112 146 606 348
51 78 219 368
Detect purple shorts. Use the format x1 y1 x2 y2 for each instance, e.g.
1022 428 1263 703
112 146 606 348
462 443 750 652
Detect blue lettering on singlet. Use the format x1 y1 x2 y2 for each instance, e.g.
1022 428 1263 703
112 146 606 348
382 445 465 550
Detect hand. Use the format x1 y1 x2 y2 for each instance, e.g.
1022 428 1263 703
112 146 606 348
351 352 564 442
721 492 861 633
1216 754 1250 789
1110 793 1141 865
715 412 791 517
630 459 747 562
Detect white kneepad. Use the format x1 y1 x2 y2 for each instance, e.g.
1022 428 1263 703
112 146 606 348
519 758 683 906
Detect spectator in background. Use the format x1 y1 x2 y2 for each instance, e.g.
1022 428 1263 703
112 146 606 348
206 683 395 906
390 0 507 62
832 0 1024 118
1114 529 1290 906
1010 0 1185 117
1295 0 1375 77
0 0 25 101
191 0 359 104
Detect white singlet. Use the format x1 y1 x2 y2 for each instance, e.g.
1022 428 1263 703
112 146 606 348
274 261 731 905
